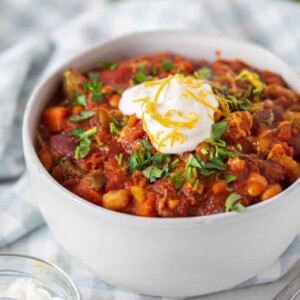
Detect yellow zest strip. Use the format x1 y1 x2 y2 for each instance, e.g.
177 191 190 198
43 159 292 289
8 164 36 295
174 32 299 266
236 70 264 93
157 130 185 150
183 88 220 114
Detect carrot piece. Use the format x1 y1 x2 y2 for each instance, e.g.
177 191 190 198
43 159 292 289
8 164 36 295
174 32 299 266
43 106 67 133
71 105 83 116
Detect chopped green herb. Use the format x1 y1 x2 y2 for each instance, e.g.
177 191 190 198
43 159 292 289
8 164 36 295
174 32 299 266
143 165 164 183
58 157 68 164
74 127 97 160
194 68 213 80
115 153 123 165
82 81 103 104
75 137 91 160
212 121 228 140
161 60 173 71
205 156 227 171
138 139 151 150
126 153 145 173
224 174 237 183
225 192 245 212
78 127 97 139
69 111 96 122
102 61 118 70
71 127 85 137
88 72 99 82
110 122 120 136
138 64 146 72
72 95 87 107
177 69 184 75
132 71 147 84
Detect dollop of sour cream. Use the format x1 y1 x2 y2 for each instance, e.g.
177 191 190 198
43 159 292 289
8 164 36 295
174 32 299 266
0 279 64 300
119 74 219 154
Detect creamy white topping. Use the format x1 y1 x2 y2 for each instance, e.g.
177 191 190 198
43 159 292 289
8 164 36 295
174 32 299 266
0 279 64 300
119 74 219 154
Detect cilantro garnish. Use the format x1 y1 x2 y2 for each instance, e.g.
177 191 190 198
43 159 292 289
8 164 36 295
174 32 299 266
212 121 228 140
225 192 245 212
194 68 213 80
71 127 85 137
74 127 97 160
143 166 164 183
69 111 96 122
72 95 87 107
88 72 99 82
82 81 103 104
223 174 237 183
102 62 118 70
161 60 173 71
132 71 147 84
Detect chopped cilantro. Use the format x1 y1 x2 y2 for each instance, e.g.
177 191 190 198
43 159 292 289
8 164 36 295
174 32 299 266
72 95 87 107
102 61 118 70
225 192 245 212
74 127 97 160
212 121 228 140
161 60 173 71
82 81 103 104
71 127 85 137
88 72 99 82
58 157 68 164
138 139 151 150
194 68 213 80
132 71 147 84
224 174 237 183
69 111 96 122
143 165 164 183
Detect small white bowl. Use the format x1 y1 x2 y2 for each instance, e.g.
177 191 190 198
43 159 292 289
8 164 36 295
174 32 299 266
0 253 81 299
23 31 300 297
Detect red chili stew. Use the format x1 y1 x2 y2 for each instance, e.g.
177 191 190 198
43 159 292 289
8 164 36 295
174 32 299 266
36 52 300 217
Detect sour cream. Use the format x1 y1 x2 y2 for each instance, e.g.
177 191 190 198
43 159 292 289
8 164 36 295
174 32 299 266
119 74 219 154
0 279 64 300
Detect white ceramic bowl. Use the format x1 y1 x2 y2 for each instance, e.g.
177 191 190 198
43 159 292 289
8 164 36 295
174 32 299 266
23 31 300 297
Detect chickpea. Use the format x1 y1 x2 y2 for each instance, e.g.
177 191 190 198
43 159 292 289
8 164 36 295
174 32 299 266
109 94 121 108
261 184 282 201
168 199 179 209
103 189 131 211
246 173 268 197
130 186 145 204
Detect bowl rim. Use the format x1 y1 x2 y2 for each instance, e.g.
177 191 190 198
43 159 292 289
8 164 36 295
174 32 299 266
23 30 300 226
0 253 82 299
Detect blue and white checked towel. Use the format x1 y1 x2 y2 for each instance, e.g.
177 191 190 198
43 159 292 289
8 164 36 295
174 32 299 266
1 0 300 299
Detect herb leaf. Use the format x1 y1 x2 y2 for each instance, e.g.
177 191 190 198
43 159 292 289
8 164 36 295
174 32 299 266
71 127 85 137
162 60 173 71
72 95 87 107
74 127 97 160
102 62 118 70
88 72 99 82
224 174 237 183
212 121 228 140
194 68 213 79
225 192 245 212
143 166 164 183
69 111 95 122
82 81 103 104
132 72 147 84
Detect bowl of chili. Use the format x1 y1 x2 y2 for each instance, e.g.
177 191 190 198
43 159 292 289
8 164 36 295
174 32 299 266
23 31 300 297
